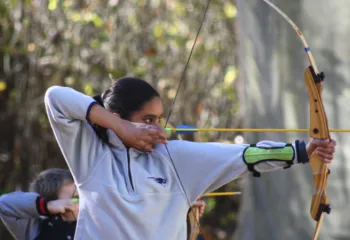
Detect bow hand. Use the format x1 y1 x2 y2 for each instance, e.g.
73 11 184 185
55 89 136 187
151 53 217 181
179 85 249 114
306 138 337 164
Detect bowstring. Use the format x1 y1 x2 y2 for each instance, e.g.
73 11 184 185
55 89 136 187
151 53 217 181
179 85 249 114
71 185 77 221
163 0 212 238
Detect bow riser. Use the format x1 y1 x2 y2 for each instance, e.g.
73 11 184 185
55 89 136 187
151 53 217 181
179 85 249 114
304 66 331 239
305 67 329 139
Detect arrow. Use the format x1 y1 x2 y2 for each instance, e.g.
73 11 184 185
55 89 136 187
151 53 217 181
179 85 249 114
165 125 350 133
203 192 242 197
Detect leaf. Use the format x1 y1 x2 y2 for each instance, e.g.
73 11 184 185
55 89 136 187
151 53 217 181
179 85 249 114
224 3 237 19
48 0 58 11
153 23 163 38
0 81 7 92
90 39 100 48
224 66 237 86
83 83 94 95
71 12 81 22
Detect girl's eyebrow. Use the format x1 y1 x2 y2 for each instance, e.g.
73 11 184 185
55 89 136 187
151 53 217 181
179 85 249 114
144 114 163 119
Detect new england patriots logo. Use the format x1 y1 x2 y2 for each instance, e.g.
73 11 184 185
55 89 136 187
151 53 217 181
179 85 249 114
148 177 167 186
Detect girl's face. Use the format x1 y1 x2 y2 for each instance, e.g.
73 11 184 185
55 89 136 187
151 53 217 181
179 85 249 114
129 97 164 127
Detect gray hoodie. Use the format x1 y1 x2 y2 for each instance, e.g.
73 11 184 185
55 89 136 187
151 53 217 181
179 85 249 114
1 86 309 240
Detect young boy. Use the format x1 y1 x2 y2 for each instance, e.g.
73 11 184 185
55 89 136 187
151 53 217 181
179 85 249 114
0 168 206 240
0 168 79 240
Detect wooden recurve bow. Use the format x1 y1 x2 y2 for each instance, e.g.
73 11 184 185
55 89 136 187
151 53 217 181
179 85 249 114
262 1 331 239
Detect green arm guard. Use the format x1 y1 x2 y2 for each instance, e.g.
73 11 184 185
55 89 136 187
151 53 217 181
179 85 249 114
243 143 295 177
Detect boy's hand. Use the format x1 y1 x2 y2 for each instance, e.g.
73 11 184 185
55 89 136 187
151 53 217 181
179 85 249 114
47 198 77 215
306 138 337 163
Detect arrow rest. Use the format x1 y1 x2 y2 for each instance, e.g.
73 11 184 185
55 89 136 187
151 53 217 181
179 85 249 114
309 66 325 83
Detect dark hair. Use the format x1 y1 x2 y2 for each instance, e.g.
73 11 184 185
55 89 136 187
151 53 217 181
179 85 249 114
30 168 74 201
92 77 160 144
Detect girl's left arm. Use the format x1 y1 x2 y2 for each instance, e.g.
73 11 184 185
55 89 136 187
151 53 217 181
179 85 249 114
166 140 309 203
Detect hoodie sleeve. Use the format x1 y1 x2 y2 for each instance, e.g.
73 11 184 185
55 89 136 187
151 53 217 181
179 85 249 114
166 140 308 203
44 86 106 183
0 192 41 240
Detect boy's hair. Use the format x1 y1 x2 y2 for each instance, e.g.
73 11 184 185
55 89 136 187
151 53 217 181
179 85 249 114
30 168 74 201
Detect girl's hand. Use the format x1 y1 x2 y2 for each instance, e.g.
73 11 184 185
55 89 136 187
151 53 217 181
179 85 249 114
306 138 337 163
115 118 167 152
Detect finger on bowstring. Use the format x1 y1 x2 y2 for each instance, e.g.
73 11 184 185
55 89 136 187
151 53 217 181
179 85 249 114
140 134 153 143
145 129 167 143
144 144 153 152
145 125 166 135
146 127 163 137
155 130 167 141
156 127 167 136
138 140 152 151
137 140 147 149
152 137 168 145
142 130 164 143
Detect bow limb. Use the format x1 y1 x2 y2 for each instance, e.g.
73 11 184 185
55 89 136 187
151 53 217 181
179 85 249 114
188 207 200 240
262 0 331 239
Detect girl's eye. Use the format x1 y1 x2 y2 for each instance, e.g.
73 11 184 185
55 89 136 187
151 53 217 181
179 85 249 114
144 118 152 124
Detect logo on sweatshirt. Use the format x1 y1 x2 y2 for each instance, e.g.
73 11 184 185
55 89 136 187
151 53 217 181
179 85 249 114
148 177 167 186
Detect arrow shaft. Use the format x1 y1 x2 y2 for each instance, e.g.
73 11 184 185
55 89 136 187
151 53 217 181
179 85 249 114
165 128 350 133
203 192 242 197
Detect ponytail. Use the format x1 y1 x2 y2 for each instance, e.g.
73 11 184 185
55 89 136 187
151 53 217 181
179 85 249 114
93 94 104 106
91 94 109 144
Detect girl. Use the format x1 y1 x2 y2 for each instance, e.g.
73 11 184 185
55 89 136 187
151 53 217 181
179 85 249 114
44 77 336 240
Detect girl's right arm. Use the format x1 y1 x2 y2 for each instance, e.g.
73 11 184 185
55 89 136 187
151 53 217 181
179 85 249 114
45 86 166 183
44 86 109 183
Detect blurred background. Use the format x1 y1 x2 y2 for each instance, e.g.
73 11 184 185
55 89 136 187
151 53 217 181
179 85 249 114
0 0 349 239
